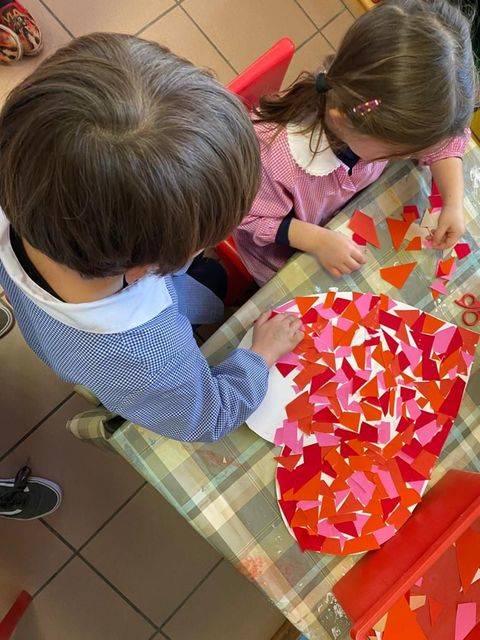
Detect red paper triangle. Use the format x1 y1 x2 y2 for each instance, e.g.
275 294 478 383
276 363 297 377
295 296 316 317
454 242 471 260
406 237 422 251
387 217 411 250
348 210 381 248
456 526 480 592
383 596 428 640
380 262 417 289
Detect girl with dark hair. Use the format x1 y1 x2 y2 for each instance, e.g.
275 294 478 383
234 0 478 285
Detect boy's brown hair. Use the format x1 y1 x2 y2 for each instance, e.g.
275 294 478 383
0 33 260 278
255 0 478 156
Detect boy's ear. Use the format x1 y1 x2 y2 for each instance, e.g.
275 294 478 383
124 265 153 284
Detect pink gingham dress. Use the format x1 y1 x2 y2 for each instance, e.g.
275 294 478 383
234 121 470 285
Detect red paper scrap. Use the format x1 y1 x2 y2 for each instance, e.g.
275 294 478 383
352 233 367 246
382 596 428 640
348 210 381 248
387 217 411 250
429 194 443 209
380 263 417 289
406 237 422 251
403 205 420 223
456 527 480 592
454 243 472 260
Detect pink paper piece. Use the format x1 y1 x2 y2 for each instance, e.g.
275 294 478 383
414 576 423 587
378 469 399 498
415 421 439 446
315 433 341 446
455 602 476 640
373 524 397 545
430 278 448 295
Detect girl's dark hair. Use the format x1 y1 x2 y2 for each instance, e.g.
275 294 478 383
256 0 478 155
0 33 260 278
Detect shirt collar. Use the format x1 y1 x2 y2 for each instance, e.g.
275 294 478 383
286 123 343 177
0 211 172 334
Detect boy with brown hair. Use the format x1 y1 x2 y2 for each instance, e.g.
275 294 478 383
0 33 303 445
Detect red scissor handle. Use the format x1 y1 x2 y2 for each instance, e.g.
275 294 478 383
455 293 480 309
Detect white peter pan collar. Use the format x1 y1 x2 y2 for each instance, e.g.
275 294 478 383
286 123 343 177
0 210 172 334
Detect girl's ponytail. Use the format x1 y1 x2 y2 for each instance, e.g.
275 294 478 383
254 71 329 135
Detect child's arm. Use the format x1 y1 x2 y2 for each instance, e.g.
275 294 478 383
288 219 367 278
113 314 303 443
419 129 470 250
430 157 465 249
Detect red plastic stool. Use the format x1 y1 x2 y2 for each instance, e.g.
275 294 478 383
216 37 296 304
333 470 480 639
0 591 32 640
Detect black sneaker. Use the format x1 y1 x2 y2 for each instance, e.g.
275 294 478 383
0 466 62 520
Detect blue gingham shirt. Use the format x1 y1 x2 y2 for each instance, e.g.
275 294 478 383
0 244 268 442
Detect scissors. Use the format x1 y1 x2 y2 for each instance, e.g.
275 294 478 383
455 293 480 327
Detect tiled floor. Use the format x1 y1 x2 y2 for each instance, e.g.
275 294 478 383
0 0 360 637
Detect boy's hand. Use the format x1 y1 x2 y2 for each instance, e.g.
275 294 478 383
251 311 304 368
431 205 465 250
313 229 367 278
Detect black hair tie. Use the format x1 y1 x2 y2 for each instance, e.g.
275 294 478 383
315 72 330 94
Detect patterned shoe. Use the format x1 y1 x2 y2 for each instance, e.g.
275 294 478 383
0 22 21 63
0 0 42 56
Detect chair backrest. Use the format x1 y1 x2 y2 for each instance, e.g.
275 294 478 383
227 37 295 109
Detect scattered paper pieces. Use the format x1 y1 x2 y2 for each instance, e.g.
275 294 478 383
380 262 417 289
387 217 411 250
256 293 479 555
348 209 381 248
455 603 476 640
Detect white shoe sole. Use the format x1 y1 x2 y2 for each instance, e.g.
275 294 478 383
0 476 62 520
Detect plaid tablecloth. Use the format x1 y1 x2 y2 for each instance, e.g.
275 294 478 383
68 142 480 640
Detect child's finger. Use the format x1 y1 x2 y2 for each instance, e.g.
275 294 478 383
330 267 342 278
351 248 367 264
432 224 447 247
255 310 271 326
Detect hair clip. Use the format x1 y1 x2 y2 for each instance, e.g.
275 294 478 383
352 98 381 116
315 72 330 94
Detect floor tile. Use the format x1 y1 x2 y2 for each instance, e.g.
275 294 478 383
0 395 144 548
342 0 366 18
140 6 235 85
14 557 155 640
321 10 355 50
0 0 71 104
282 32 334 88
297 0 344 28
82 484 220 626
183 0 316 72
0 519 72 619
163 560 285 640
45 0 174 36
0 323 71 458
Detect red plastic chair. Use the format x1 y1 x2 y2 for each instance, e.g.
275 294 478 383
0 591 32 640
216 38 296 304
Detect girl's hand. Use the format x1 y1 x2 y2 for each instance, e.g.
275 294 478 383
431 205 465 250
251 312 304 368
313 229 367 278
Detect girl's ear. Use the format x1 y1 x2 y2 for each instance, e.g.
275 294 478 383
124 265 152 284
